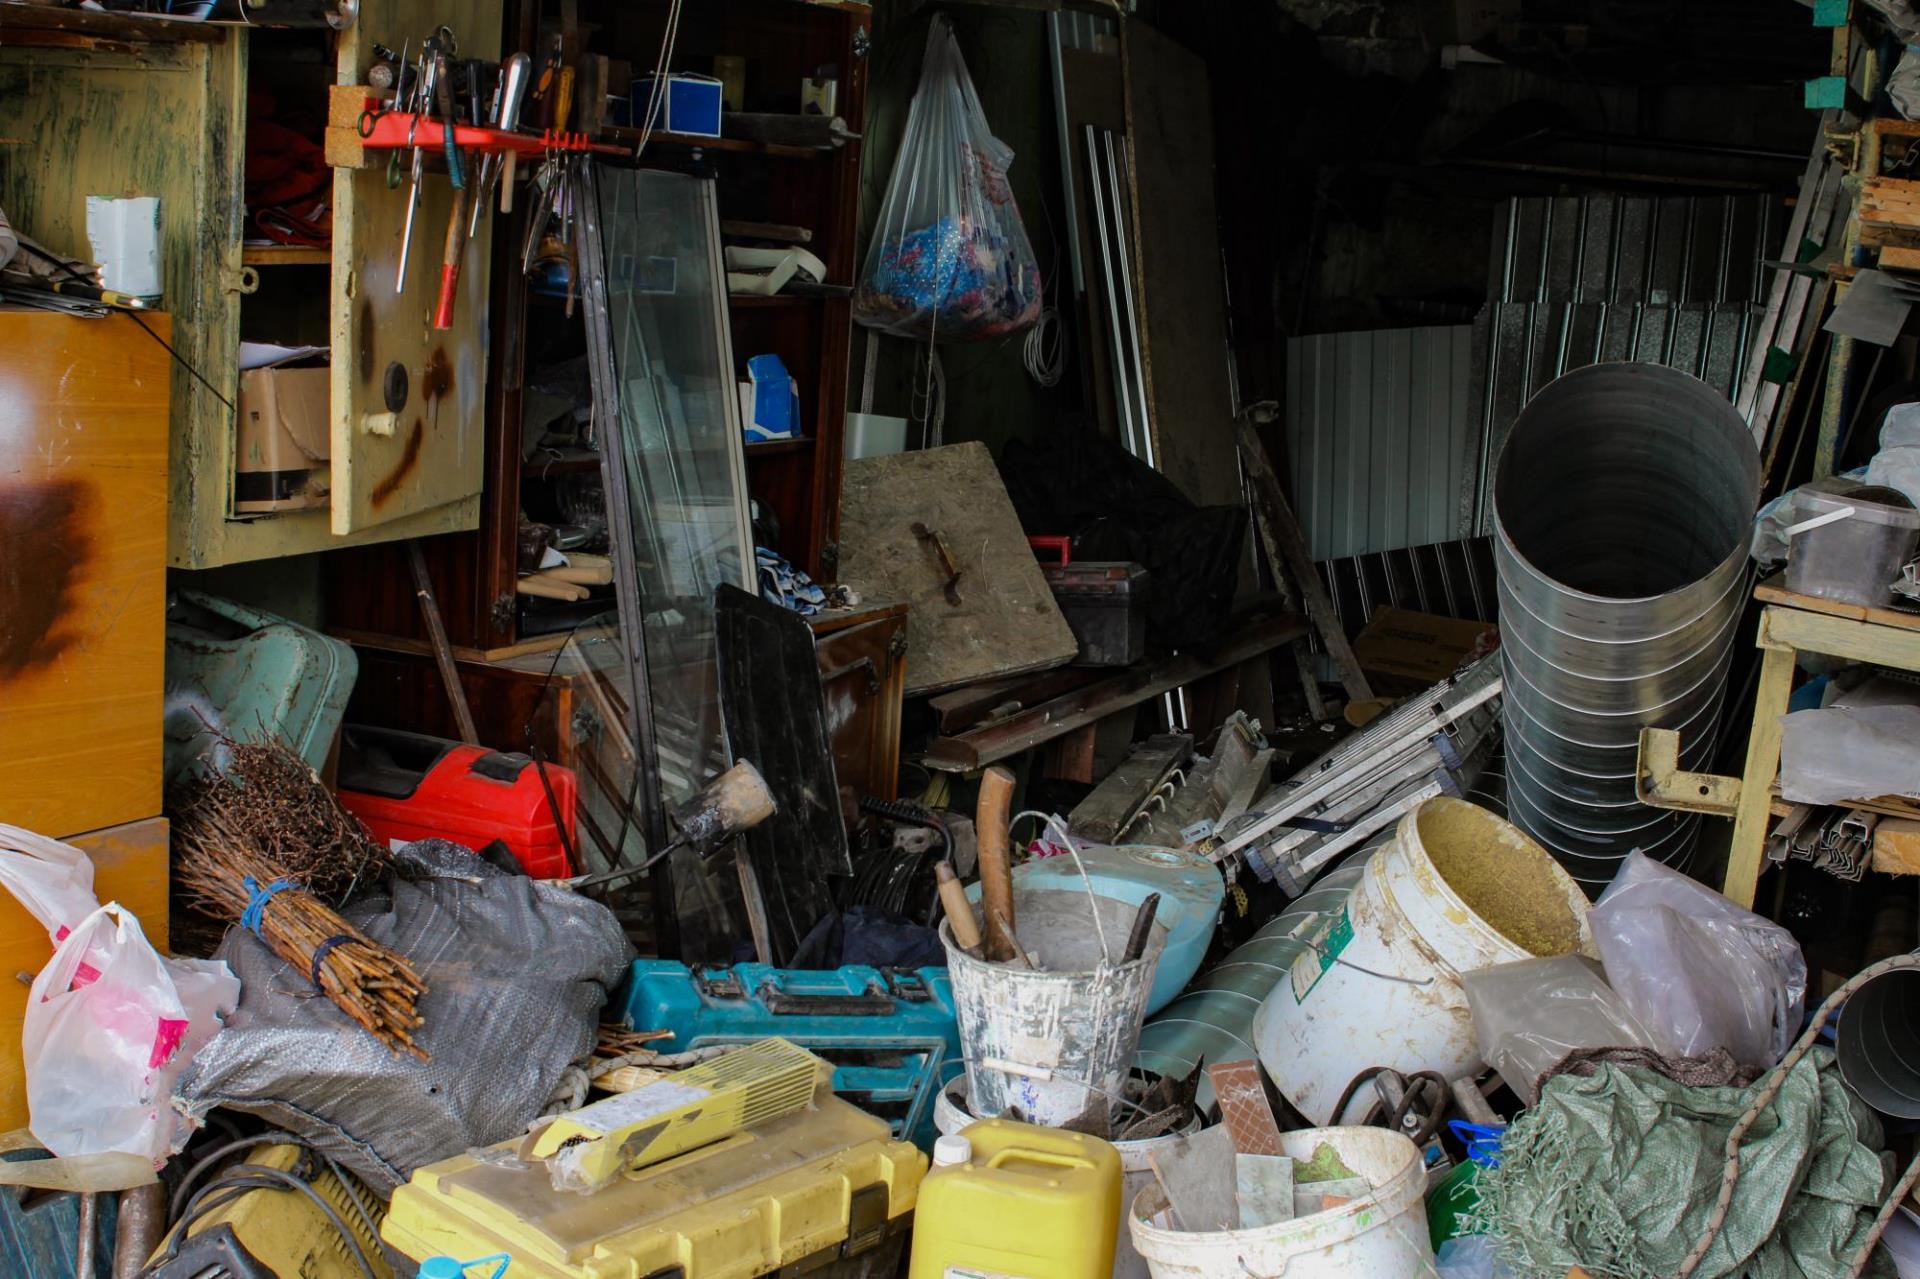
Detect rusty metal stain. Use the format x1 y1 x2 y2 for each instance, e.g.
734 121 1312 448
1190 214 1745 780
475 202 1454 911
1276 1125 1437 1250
422 347 453 402
0 478 94 680
370 419 424 509
357 298 375 385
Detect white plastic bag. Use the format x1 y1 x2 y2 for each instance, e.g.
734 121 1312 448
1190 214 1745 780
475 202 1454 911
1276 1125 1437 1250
1461 956 1653 1104
1780 702 1920 804
23 903 238 1162
0 822 102 938
854 14 1042 341
1590 852 1807 1071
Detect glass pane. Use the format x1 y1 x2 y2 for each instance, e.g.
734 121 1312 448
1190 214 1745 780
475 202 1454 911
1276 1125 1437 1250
593 167 753 808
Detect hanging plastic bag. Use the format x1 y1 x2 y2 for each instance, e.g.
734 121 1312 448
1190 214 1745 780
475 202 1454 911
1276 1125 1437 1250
22 903 238 1162
855 14 1042 341
0 822 103 938
1589 852 1806 1071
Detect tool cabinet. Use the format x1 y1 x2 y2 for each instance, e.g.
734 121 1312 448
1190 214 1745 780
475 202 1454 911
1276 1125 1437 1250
0 2 500 570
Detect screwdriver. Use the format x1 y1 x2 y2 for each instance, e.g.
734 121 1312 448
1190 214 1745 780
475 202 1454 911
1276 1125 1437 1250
431 48 471 330
395 41 439 294
468 51 531 239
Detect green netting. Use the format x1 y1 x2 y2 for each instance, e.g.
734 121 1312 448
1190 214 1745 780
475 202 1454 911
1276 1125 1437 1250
1470 1048 1894 1279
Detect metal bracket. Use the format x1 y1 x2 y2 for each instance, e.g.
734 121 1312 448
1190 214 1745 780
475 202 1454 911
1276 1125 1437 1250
1636 727 1741 818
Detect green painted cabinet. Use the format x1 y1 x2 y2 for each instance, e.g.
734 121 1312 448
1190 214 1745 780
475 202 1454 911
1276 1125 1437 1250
0 3 500 569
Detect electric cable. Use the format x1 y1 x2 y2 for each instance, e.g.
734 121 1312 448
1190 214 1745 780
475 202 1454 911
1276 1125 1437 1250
163 1160 379 1279
1022 305 1065 387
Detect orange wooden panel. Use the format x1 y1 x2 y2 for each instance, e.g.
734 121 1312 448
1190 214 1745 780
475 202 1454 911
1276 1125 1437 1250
0 309 170 837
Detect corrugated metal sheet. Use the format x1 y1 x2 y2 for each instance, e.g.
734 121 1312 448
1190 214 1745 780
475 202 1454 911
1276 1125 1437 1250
1463 193 1782 534
1284 325 1475 561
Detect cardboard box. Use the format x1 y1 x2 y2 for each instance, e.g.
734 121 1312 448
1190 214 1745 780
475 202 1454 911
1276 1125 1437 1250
1353 606 1496 689
234 364 330 513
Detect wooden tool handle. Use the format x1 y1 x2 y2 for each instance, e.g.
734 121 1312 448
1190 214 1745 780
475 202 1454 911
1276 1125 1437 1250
432 184 471 331
934 862 982 956
1122 892 1161 964
516 575 587 601
976 766 1017 962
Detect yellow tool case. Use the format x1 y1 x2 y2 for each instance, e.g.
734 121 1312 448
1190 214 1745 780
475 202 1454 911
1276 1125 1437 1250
382 1089 928 1279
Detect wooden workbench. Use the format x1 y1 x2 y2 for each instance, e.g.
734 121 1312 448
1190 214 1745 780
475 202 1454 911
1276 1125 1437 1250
1718 576 1920 907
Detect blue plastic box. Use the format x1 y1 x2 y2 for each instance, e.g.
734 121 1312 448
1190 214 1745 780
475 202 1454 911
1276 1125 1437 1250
631 73 723 137
614 961 961 1149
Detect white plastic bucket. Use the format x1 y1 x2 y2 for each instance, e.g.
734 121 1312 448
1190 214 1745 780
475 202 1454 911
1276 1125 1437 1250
942 888 1163 1134
1130 1126 1433 1279
1253 797 1593 1124
935 1075 1199 1279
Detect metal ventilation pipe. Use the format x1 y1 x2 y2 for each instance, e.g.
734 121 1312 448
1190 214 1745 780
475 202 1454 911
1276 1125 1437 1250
1492 362 1759 892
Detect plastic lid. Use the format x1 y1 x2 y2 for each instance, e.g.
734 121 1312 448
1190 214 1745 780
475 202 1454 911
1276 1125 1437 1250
1797 483 1920 529
932 1134 973 1167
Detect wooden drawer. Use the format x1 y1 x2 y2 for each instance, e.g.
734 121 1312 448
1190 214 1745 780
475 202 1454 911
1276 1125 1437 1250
0 311 168 838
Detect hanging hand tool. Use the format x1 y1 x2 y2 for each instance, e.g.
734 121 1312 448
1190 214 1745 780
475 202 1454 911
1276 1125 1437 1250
430 45 472 329
564 760 777 891
976 766 1017 962
394 39 439 294
468 51 531 238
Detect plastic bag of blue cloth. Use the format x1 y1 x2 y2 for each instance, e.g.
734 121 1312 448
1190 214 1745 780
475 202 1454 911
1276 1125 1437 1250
855 14 1042 342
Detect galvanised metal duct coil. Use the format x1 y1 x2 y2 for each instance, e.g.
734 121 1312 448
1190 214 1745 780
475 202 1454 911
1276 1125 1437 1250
1492 362 1759 893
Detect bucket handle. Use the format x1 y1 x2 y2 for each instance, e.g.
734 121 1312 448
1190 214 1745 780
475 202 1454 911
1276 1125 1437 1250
1784 505 1857 537
986 1147 1095 1175
1012 809 1113 965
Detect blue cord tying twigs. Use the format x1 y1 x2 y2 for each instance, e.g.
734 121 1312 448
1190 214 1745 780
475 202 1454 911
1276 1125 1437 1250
239 875 296 936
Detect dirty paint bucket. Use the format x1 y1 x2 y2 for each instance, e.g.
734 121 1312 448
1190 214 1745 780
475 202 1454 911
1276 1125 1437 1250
1837 966 1920 1118
942 888 1164 1135
934 1075 1198 1279
1129 1126 1433 1279
1253 797 1593 1125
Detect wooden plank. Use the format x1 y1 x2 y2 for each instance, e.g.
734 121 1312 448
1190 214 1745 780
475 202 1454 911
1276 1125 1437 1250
924 613 1305 772
927 666 1106 735
330 0 501 535
0 817 170 1132
1237 420 1373 702
1042 723 1099 784
0 7 224 44
1880 244 1920 274
1762 602 1920 671
837 442 1079 695
1725 644 1797 909
1872 818 1920 875
1755 572 1920 631
0 311 169 839
1068 733 1193 842
329 626 571 665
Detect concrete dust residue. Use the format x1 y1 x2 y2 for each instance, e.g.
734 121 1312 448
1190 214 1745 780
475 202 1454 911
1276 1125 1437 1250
1419 803 1579 957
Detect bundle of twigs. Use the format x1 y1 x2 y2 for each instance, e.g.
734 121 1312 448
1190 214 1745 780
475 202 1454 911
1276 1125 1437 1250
174 805 429 1060
168 734 388 906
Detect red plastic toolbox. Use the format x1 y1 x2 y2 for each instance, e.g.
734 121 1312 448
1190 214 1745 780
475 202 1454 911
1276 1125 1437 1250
337 725 577 878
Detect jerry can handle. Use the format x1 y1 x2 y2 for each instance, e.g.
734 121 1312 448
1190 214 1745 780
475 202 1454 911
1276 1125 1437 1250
984 1148 1093 1174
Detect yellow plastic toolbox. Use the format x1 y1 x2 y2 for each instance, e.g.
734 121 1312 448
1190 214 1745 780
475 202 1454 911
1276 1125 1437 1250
382 1089 927 1279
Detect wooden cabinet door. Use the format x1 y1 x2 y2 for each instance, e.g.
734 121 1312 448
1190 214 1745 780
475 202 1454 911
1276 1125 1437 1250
329 0 502 534
813 607 908 804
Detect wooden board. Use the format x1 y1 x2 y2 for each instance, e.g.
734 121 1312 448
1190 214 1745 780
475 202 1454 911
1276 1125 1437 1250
0 817 170 1133
837 442 1077 695
1122 20 1243 512
330 0 501 535
1755 572 1920 632
0 310 169 839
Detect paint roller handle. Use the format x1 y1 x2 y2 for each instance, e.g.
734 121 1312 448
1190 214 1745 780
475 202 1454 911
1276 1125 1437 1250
976 765 1018 962
1121 892 1161 965
935 862 983 957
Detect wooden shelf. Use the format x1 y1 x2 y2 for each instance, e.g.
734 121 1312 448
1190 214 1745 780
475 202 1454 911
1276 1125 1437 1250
0 6 225 47
599 125 821 161
242 243 330 266
746 437 815 457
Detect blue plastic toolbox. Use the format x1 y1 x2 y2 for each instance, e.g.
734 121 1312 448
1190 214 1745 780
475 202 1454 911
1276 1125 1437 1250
615 962 961 1149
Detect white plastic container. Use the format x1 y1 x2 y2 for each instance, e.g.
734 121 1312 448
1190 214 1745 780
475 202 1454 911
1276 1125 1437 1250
934 1075 1198 1279
1129 1126 1433 1279
1253 797 1593 1124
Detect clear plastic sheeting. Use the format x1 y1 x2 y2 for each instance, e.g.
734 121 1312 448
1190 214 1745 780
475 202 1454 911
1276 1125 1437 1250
175 841 634 1191
1462 955 1652 1105
1590 852 1807 1072
1780 702 1920 806
854 14 1041 341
